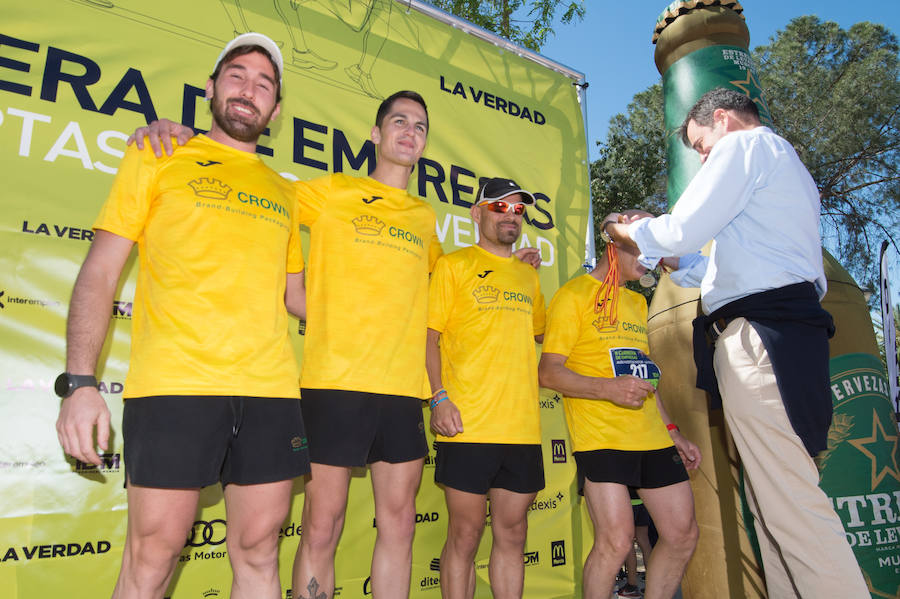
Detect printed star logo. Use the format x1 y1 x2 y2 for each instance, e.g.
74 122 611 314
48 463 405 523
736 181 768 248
729 70 772 124
362 196 382 204
477 270 493 279
556 492 564 501
0 290 4 309
196 160 221 167
848 412 900 488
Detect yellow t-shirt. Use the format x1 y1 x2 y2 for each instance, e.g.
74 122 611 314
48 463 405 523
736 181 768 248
428 245 545 444
295 174 442 398
543 274 672 452
95 134 303 398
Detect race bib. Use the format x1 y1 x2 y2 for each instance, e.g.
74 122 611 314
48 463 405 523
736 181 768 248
609 347 660 388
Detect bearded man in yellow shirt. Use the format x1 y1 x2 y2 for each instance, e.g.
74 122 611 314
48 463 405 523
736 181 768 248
56 34 309 599
426 178 545 599
539 211 701 599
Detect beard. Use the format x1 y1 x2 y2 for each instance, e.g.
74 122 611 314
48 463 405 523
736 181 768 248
210 95 272 143
496 223 521 245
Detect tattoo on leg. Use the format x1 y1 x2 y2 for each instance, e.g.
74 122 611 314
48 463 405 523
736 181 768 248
298 577 327 599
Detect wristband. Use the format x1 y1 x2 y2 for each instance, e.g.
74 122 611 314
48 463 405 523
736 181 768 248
430 395 448 409
666 423 680 433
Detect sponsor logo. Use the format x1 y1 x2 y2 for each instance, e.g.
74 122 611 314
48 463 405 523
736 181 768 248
201 589 221 598
363 576 372 596
290 436 308 452
237 192 288 217
279 522 301 539
113 300 132 319
1 540 111 562
196 160 221 167
472 285 500 304
551 540 566 567
621 321 647 334
430 558 441 572
0 289 62 310
592 314 617 333
188 177 231 200
523 551 539 566
439 75 546 125
185 519 226 548
21 221 94 242
540 393 562 410
298 320 306 336
98 381 124 394
529 492 565 513
388 226 424 247
352 215 385 236
476 270 493 279
551 439 567 464
74 452 120 473
361 195 382 204
373 512 439 527
0 459 46 470
419 574 440 590
502 291 533 305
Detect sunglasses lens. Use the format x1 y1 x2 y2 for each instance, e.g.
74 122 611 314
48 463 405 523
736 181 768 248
486 201 509 213
513 204 526 215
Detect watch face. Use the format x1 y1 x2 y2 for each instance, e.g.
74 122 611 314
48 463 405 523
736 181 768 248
54 373 71 397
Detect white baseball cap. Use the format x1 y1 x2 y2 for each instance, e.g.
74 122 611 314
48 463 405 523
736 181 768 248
213 32 283 86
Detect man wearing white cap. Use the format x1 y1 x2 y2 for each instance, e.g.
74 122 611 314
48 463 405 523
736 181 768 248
55 33 308 598
426 177 546 599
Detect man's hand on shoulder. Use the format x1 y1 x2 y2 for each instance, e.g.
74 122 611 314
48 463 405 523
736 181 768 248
126 118 195 157
513 247 541 269
56 387 110 466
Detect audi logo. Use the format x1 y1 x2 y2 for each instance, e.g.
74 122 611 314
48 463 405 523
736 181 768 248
185 519 227 547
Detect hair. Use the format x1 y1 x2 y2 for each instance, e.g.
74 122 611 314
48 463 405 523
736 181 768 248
375 90 429 130
679 87 759 147
211 45 282 103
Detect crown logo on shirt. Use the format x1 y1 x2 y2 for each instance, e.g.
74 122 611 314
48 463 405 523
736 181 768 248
472 285 500 304
592 315 618 333
352 215 385 236
188 177 231 200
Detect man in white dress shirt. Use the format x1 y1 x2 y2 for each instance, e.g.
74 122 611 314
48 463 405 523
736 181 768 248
604 88 867 598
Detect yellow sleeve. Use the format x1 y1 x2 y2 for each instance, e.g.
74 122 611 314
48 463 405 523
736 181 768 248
427 229 443 273
533 276 546 336
294 174 331 226
286 216 304 274
93 144 157 241
542 286 580 357
426 255 454 333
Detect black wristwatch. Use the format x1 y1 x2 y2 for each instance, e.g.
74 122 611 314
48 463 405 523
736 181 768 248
54 373 98 398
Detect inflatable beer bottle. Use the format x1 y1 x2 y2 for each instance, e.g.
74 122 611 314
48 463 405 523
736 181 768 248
648 1 898 597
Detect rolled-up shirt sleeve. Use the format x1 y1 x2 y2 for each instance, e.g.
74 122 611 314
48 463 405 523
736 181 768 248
628 133 762 258
669 252 707 288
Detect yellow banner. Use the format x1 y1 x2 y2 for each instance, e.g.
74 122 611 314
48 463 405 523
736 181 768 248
0 1 589 597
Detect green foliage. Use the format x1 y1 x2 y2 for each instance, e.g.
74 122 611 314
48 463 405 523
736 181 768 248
591 17 900 291
431 0 585 52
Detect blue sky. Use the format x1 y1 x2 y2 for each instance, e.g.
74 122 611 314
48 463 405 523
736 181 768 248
535 0 900 160
532 1 899 311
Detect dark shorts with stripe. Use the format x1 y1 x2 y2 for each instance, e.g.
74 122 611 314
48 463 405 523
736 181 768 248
300 388 427 466
123 395 309 488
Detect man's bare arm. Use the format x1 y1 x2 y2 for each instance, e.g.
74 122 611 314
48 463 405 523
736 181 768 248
285 271 306 320
538 352 654 408
56 230 134 465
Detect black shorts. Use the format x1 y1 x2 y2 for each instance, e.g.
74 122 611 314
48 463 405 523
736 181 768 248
434 442 545 495
300 389 427 466
574 446 688 494
123 396 310 488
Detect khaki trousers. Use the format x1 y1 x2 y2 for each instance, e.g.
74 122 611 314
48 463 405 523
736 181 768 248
713 318 868 598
